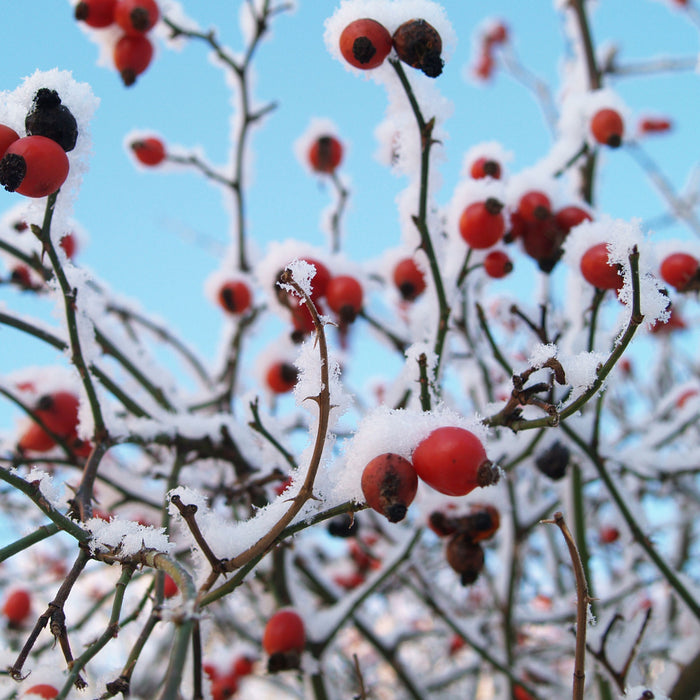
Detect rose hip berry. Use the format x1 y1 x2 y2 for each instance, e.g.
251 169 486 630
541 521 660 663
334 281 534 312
483 250 512 278
0 124 19 158
339 18 392 70
393 257 426 300
326 275 363 323
660 252 699 292
393 19 444 78
412 426 499 497
0 136 70 198
580 242 624 290
3 588 31 625
217 280 252 315
517 190 552 223
114 0 159 34
162 574 178 598
459 199 505 249
445 533 485 585
114 34 154 86
75 0 117 27
554 205 592 234
308 135 343 174
131 137 166 165
17 391 81 453
591 108 625 148
25 88 78 152
23 685 58 699
263 608 306 672
361 453 418 523
266 362 298 394
470 156 501 180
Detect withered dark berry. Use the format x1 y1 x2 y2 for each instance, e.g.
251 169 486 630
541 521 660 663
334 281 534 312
392 19 444 78
25 88 78 152
327 513 359 538
445 533 485 586
535 441 570 481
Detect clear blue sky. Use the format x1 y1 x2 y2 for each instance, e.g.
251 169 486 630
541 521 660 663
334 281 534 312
0 1 697 429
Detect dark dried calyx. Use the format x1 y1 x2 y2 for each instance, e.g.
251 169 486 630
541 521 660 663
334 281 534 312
535 441 570 480
25 88 78 152
0 154 27 192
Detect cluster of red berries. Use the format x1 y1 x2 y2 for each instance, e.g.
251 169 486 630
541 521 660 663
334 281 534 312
339 17 444 77
429 503 500 585
472 21 508 81
0 88 77 198
361 426 500 524
262 608 305 673
75 0 160 86
203 654 256 700
458 166 593 274
16 390 90 457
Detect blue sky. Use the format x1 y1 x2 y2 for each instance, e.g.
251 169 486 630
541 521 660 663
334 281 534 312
0 0 697 429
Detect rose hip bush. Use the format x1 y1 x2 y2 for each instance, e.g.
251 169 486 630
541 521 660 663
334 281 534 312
0 1 699 699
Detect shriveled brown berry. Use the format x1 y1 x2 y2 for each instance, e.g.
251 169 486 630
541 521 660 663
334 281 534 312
392 19 444 78
445 534 485 585
361 453 418 523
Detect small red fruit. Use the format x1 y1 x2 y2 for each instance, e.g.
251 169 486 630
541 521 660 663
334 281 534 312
392 19 444 78
580 242 624 290
17 391 81 453
210 674 238 700
554 205 592 234
326 275 363 322
599 526 620 544
3 589 31 625
218 280 252 315
296 258 332 301
459 199 505 249
114 0 159 34
483 250 512 278
0 124 19 158
445 533 485 585
266 362 298 394
263 608 306 664
59 233 78 259
114 34 154 86
485 22 508 46
131 137 166 166
513 685 535 700
0 136 70 198
517 191 551 223
412 427 499 497
361 453 418 523
308 136 343 174
23 685 58 699
474 50 494 80
591 108 625 148
393 257 426 300
232 655 255 677
660 252 699 291
339 19 392 70
75 0 117 28
163 573 178 598
638 117 672 135
470 156 501 180
449 634 466 655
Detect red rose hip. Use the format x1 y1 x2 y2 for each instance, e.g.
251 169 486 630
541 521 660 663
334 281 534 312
591 108 624 148
339 18 392 70
580 242 624 290
308 135 343 174
131 136 166 165
0 136 70 198
412 426 498 497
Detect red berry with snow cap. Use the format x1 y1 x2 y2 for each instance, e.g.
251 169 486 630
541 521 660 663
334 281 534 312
23 685 58 699
517 191 551 223
393 257 426 300
470 156 501 180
